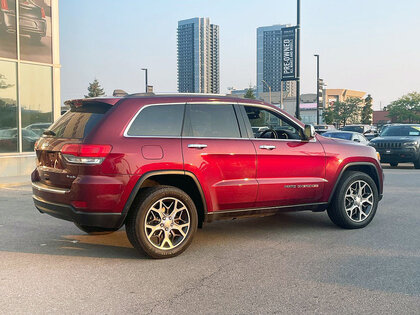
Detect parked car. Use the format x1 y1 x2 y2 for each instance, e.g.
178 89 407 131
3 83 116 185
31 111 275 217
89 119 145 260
0 0 47 42
314 124 336 135
342 124 378 138
322 131 369 145
369 124 420 168
32 94 384 258
0 127 39 152
25 122 51 137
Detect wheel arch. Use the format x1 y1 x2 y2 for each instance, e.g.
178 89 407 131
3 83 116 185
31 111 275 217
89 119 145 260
122 170 207 227
328 162 381 204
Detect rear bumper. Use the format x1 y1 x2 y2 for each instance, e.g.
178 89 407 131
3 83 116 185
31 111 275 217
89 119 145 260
33 195 124 229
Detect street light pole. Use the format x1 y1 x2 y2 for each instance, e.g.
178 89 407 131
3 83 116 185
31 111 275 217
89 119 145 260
261 80 272 104
314 54 320 125
295 0 301 119
141 68 148 93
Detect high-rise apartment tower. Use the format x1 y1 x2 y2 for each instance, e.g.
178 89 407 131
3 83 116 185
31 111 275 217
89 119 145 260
177 17 219 93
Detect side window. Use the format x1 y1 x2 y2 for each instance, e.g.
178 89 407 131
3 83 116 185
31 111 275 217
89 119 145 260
243 105 302 140
183 104 241 138
126 104 184 137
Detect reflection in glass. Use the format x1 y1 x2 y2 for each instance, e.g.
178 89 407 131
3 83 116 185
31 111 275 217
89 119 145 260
0 0 17 59
0 60 18 153
19 0 52 63
20 63 52 151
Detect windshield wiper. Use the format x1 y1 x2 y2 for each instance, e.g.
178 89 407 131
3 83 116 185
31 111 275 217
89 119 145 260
42 130 56 136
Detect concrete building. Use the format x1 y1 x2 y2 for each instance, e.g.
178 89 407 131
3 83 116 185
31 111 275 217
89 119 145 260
256 24 296 98
324 89 366 108
177 17 219 93
373 110 391 125
0 0 60 178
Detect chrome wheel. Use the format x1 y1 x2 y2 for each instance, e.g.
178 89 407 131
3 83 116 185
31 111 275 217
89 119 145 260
144 197 190 250
344 180 374 222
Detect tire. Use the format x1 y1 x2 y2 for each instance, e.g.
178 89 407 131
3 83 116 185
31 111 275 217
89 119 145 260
390 162 398 167
414 157 420 169
126 186 198 259
74 223 119 235
327 171 379 229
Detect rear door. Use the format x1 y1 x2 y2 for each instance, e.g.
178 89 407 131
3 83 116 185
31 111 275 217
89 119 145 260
181 103 258 212
35 101 113 189
240 104 326 207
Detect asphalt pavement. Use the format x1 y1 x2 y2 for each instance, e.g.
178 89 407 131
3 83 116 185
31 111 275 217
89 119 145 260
0 165 419 314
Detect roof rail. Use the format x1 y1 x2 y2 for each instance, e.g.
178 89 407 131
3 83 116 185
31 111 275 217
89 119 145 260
124 92 227 98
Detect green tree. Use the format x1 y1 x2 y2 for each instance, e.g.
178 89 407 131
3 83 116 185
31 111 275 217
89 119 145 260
361 94 373 124
85 79 105 98
322 97 362 127
322 106 337 125
244 88 256 99
387 92 420 123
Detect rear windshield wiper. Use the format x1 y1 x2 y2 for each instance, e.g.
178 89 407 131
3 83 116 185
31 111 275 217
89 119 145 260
43 130 56 136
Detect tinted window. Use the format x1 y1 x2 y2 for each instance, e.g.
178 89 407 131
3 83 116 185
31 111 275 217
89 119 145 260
183 104 240 138
323 132 352 140
342 126 364 133
49 102 111 139
127 104 184 137
381 125 420 137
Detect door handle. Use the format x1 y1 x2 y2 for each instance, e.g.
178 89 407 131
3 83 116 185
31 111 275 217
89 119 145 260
259 145 276 150
188 144 207 149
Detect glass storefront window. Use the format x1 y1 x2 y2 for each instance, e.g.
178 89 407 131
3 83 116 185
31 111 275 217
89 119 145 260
20 63 52 151
0 0 17 59
19 0 52 63
0 60 18 153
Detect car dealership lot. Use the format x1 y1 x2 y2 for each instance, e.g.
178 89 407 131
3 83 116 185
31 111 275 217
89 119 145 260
0 166 419 314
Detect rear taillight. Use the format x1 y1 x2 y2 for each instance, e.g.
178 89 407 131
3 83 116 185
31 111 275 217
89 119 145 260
61 144 112 165
41 7 45 18
1 0 9 10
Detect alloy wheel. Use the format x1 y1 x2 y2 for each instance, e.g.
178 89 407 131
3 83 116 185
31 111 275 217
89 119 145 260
344 180 374 222
144 197 190 250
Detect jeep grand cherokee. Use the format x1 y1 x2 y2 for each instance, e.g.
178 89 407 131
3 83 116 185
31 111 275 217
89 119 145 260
32 94 384 258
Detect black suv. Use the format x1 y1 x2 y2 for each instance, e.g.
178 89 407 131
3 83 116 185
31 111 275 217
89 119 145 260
369 124 420 168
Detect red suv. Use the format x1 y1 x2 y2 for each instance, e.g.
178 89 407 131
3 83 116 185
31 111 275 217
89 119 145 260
32 95 384 258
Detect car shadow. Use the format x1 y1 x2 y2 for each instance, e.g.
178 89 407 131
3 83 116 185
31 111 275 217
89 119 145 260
381 163 415 170
0 211 335 260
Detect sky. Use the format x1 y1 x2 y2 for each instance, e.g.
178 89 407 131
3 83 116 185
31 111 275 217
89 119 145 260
60 0 420 110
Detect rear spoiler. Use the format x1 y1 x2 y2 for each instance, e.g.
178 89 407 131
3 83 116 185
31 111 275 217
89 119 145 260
64 98 121 109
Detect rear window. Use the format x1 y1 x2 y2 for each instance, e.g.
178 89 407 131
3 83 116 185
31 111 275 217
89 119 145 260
323 132 352 140
47 103 111 139
126 104 185 137
342 126 363 133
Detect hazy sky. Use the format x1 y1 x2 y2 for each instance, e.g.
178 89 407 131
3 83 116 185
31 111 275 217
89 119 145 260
60 0 420 110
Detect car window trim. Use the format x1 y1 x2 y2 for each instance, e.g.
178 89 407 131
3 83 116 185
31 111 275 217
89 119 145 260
123 103 186 138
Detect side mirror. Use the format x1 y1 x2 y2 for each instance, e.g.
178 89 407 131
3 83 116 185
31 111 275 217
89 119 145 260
354 138 360 142
303 124 315 140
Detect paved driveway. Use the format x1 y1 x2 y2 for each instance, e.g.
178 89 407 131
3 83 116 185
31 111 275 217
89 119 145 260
0 166 419 314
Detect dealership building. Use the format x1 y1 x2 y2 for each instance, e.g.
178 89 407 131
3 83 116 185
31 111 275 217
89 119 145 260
0 0 60 178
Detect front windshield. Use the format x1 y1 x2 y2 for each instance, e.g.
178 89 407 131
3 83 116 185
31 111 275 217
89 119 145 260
342 126 363 133
381 125 420 137
323 132 352 140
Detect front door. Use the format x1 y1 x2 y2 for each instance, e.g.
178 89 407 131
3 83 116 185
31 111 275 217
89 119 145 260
182 103 258 212
241 105 326 208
